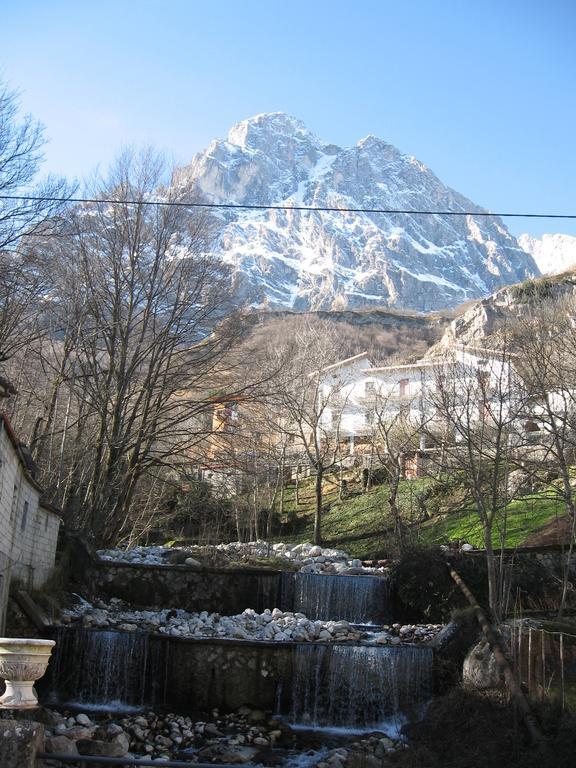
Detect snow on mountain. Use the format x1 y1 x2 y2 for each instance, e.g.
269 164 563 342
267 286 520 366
177 113 539 311
517 233 576 276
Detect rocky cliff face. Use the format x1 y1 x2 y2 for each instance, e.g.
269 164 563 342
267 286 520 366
178 113 538 311
431 272 576 351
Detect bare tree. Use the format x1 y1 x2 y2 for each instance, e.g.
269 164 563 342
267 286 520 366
426 344 525 619
0 81 71 366
367 382 429 552
32 148 249 545
510 297 576 616
266 320 348 545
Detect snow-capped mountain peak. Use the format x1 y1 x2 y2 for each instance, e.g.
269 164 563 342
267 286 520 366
518 233 576 276
180 113 539 311
227 112 314 150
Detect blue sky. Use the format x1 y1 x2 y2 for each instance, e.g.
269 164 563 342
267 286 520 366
1 0 574 237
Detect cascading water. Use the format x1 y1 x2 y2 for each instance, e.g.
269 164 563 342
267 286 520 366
283 572 390 624
43 567 435 735
288 644 433 730
45 628 160 711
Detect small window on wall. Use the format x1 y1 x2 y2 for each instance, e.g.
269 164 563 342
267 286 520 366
10 484 18 521
21 500 29 531
399 379 410 397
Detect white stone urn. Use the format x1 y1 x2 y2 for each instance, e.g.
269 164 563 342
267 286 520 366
0 637 56 709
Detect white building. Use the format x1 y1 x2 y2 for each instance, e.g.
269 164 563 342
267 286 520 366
0 411 61 633
314 346 516 462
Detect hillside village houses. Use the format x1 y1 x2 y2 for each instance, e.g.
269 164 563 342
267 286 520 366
313 346 516 457
201 344 523 490
0 378 61 633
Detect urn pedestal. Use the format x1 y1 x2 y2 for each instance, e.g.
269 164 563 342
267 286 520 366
0 638 56 709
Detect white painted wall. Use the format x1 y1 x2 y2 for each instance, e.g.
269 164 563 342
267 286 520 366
317 348 515 445
0 418 61 633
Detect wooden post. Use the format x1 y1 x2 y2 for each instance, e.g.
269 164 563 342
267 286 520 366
560 633 565 712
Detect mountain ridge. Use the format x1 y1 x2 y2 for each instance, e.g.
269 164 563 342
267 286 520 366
178 113 539 311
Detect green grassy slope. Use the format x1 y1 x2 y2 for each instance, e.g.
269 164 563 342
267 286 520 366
275 473 567 558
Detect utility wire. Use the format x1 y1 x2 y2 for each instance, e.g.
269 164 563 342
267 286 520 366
0 193 575 219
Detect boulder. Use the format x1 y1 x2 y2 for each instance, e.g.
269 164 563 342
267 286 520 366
45 734 79 756
76 738 128 757
75 713 92 726
463 639 503 690
58 725 96 741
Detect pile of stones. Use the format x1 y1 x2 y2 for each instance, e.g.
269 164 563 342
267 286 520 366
60 598 443 645
42 710 131 761
41 706 289 762
61 600 363 643
370 622 444 646
317 733 405 768
41 706 404 765
97 541 390 576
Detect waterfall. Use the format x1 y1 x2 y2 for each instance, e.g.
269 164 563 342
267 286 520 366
285 573 390 624
45 628 160 710
288 644 433 729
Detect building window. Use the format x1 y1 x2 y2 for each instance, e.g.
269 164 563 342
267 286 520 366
365 381 376 398
477 370 490 389
399 379 409 397
21 500 29 531
10 484 18 521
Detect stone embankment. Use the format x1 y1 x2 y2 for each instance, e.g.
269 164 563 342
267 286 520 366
60 598 441 646
41 706 405 764
97 541 390 576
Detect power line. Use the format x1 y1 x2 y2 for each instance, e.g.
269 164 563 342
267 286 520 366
0 193 575 219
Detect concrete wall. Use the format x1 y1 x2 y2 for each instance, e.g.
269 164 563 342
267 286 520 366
0 418 61 633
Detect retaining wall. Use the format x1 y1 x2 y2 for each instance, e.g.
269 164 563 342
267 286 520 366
40 627 432 718
88 561 284 614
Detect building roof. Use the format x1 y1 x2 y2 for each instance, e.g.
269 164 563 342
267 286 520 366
310 351 372 376
367 360 438 374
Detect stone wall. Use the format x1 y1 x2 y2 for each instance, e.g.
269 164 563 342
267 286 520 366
460 544 576 611
0 719 44 768
0 417 61 633
153 637 291 711
393 544 576 623
87 561 284 614
86 543 576 625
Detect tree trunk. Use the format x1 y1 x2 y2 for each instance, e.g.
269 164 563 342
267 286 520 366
484 522 500 621
389 469 404 553
295 464 300 505
314 466 323 545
